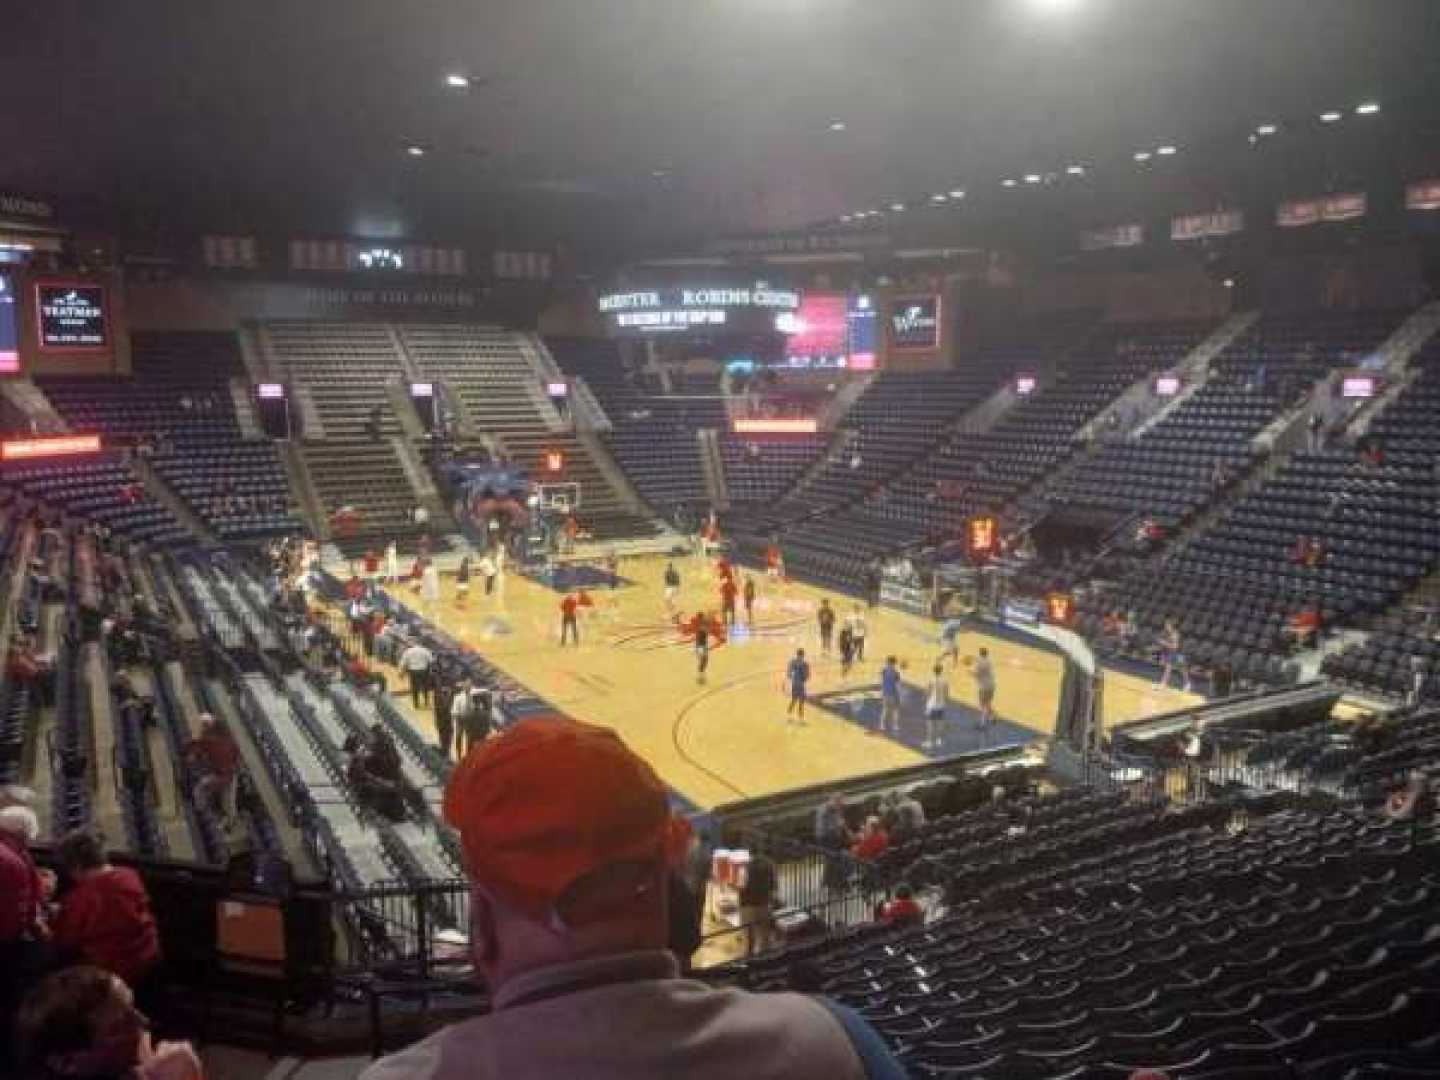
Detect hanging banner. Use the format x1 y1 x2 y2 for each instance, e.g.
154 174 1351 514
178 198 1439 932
1080 223 1144 251
1276 200 1323 228
1171 210 1244 241
1406 180 1440 211
1322 192 1367 222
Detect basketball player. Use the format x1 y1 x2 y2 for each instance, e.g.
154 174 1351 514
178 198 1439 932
765 542 783 582
879 656 902 736
455 556 471 608
720 574 738 626
817 599 836 655
925 663 949 750
786 648 811 724
559 591 580 646
663 561 681 612
743 575 756 626
1158 619 1191 692
693 611 712 683
848 606 868 662
972 647 997 730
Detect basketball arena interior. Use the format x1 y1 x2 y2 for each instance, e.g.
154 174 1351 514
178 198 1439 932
3 2 1440 1077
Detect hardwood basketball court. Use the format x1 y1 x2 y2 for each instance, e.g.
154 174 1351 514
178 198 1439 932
375 552 1200 810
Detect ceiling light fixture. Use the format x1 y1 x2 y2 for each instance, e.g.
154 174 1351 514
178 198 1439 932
889 202 906 212
444 73 471 89
1066 164 1086 176
1156 145 1178 156
1024 173 1042 184
1255 123 1278 135
931 193 948 203
1001 178 1017 187
949 189 966 199
405 145 427 157
1355 102 1380 115
1133 151 1152 162
828 120 847 132
1319 110 1342 123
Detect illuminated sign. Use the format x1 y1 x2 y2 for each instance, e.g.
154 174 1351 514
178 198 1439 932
889 295 941 352
1406 179 1440 212
546 381 569 398
1277 193 1367 228
1045 591 1076 626
1171 210 1244 241
617 310 726 331
544 450 565 473
1 434 102 460
1154 374 1181 397
410 382 435 398
965 514 998 562
733 418 820 435
356 247 405 271
598 285 800 314
1015 375 1037 395
784 292 848 365
1341 375 1377 399
256 383 285 399
0 271 17 374
36 283 109 351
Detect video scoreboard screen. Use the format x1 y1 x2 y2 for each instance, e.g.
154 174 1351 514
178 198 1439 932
0 271 18 373
36 282 109 351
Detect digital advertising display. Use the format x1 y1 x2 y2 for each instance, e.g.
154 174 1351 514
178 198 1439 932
0 271 18 374
1154 374 1182 397
889 295 942 352
846 294 879 370
1341 375 1377 399
784 293 848 365
36 282 109 351
599 283 800 336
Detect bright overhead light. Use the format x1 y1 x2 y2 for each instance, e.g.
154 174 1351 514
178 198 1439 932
931 193 947 203
1319 110 1342 123
828 119 847 132
1133 151 1152 162
1001 178 1017 187
1023 173 1042 184
889 202 906 212
1256 123 1278 135
1156 145 1178 156
840 214 852 222
949 189 966 199
405 145 427 157
444 73 471 89
1355 102 1380 115
1222 278 1235 289
1065 164 1086 176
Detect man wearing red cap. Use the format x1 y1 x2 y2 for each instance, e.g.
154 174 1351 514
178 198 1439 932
361 717 904 1080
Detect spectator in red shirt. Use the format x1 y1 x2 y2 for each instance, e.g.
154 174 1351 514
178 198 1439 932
52 830 160 991
879 884 924 928
851 816 889 861
363 550 380 578
344 574 365 602
185 716 240 824
1 803 51 1046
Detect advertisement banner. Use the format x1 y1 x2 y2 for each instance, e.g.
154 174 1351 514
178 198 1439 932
1406 179 1440 211
0 271 18 373
35 283 109 351
888 295 942 352
1080 223 1144 251
1171 210 1244 241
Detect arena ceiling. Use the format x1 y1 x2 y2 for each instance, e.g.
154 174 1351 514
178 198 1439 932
2 0 1439 261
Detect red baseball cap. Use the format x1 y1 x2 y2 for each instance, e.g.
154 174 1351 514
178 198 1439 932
442 716 671 919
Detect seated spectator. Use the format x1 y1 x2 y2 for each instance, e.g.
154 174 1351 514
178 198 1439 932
15 966 203 1080
1384 770 1434 823
884 790 925 844
879 884 924 928
1286 602 1323 649
343 735 406 822
851 816 889 861
359 718 904 1079
51 831 161 994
